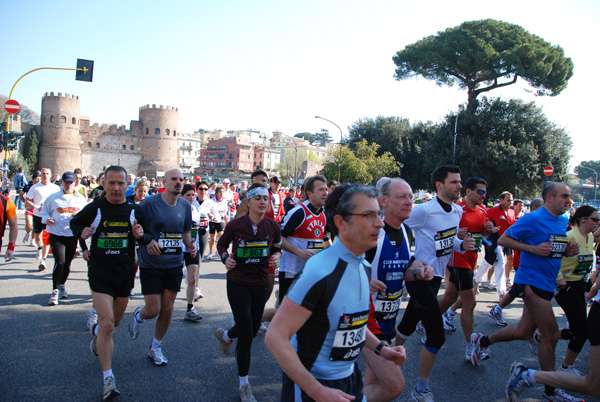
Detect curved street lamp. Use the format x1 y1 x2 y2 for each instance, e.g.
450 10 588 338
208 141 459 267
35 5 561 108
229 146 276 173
315 116 343 182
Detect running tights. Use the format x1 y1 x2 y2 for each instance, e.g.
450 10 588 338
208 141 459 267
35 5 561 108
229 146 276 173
48 234 78 290
555 280 588 353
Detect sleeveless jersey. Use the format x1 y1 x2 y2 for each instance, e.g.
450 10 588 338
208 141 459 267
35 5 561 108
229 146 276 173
451 202 487 270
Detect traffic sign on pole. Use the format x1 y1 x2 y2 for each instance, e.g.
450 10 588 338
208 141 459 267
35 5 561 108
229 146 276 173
4 100 20 114
544 165 554 176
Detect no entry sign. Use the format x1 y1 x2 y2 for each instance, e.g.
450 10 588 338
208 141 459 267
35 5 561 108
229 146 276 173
4 99 20 114
544 165 554 176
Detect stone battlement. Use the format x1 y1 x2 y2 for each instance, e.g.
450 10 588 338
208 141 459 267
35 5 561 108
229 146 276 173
43 92 79 100
139 104 178 112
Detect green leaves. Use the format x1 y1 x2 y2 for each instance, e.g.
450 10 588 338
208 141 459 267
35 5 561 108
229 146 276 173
393 19 574 111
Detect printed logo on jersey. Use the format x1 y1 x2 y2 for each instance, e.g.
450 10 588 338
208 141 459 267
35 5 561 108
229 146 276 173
103 221 128 227
56 207 81 214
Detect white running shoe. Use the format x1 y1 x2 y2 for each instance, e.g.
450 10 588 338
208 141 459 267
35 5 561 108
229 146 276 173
488 307 507 326
469 332 484 368
529 329 540 356
194 287 203 301
128 307 143 340
542 389 584 402
48 289 59 306
558 365 583 376
442 310 456 331
147 347 168 366
258 322 267 334
411 386 434 402
239 384 257 402
22 233 30 244
214 327 232 355
87 309 98 330
184 307 203 322
38 259 46 272
36 248 42 260
484 280 495 290
416 321 427 344
102 376 120 400
58 284 68 299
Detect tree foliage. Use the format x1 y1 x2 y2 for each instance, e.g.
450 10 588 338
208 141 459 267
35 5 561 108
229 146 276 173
345 97 572 198
319 140 401 184
575 161 600 182
23 128 39 172
0 94 40 125
314 129 333 146
393 19 574 112
294 132 315 144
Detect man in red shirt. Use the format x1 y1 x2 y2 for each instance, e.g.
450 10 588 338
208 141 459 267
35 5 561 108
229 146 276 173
475 191 515 297
265 176 286 223
439 177 493 362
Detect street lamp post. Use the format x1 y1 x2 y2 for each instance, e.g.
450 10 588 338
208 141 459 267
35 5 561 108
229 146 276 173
315 116 343 182
577 165 598 205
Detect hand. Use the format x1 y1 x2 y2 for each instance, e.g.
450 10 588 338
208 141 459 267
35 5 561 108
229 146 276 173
311 385 356 402
298 249 318 261
268 252 281 270
382 345 407 365
146 239 162 256
418 265 434 281
457 227 468 240
81 226 95 240
369 278 387 294
484 218 494 232
462 232 475 251
83 250 90 261
532 242 553 257
557 278 567 289
132 220 144 239
225 255 236 271
565 241 580 257
5 250 14 262
46 218 55 225
188 243 197 258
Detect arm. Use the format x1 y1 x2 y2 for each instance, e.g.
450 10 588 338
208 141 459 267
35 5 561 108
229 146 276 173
404 259 434 282
282 237 318 261
498 233 552 257
4 216 18 261
182 231 197 258
265 299 355 402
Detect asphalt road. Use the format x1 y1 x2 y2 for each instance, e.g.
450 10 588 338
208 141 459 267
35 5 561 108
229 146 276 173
0 212 597 402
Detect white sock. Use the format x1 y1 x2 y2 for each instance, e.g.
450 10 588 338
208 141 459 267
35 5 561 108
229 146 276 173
103 370 113 381
239 375 249 387
448 309 456 316
151 338 162 349
223 330 232 343
93 325 99 336
523 369 536 384
135 310 144 323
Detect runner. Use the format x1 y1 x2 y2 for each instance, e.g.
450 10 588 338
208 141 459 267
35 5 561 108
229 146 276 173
125 179 149 204
438 177 494 362
89 172 105 203
471 182 582 402
266 176 286 223
266 183 407 402
41 171 87 305
207 185 229 261
396 165 473 401
128 168 196 366
364 178 434 402
214 182 282 402
25 168 60 271
1 191 18 262
278 175 329 305
70 165 153 400
19 171 40 245
554 205 598 373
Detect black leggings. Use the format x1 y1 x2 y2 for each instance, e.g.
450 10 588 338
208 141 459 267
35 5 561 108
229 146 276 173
226 280 269 377
397 277 445 351
199 231 209 257
48 234 78 290
555 280 588 353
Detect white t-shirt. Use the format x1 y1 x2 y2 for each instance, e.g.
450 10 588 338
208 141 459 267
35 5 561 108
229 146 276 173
26 182 61 217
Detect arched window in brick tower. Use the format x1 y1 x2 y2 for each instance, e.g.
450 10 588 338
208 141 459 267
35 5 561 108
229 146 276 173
130 145 134 150
95 143 100 148
87 142 91 147
173 130 177 137
155 128 160 135
50 116 54 123
60 116 66 123
146 128 149 134
72 117 77 124
165 129 170 136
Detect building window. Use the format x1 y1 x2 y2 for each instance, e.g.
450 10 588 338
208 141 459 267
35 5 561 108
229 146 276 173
87 142 91 147
146 128 149 134
155 128 160 135
165 129 170 136
267 154 270 159
72 117 77 124
130 145 134 150
60 116 66 123
173 130 176 137
122 144 126 150
95 143 100 148
247 154 251 159
229 154 233 159
50 115 54 123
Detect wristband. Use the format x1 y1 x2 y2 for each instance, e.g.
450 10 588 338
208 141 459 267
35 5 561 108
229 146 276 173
7 242 15 251
221 253 229 264
412 268 418 281
374 341 387 356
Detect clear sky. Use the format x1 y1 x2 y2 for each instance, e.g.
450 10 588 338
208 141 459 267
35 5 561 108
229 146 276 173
3 0 598 170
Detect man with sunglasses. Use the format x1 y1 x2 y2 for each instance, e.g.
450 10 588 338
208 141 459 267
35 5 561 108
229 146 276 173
395 165 474 401
438 177 494 364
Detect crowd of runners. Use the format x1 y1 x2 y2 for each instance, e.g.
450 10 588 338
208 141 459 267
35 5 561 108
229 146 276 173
1 163 599 402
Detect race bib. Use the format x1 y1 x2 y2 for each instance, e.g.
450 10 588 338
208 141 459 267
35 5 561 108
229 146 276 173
549 234 567 259
435 227 456 257
573 254 594 275
307 240 324 250
97 236 128 250
330 311 368 361
199 217 209 228
190 226 199 241
158 233 183 254
470 232 483 251
236 238 269 264
374 288 402 322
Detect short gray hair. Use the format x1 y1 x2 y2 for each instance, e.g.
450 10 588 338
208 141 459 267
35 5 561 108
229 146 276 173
325 183 378 236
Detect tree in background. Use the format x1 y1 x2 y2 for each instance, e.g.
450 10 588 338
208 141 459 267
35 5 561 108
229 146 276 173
314 129 333 146
294 132 315 144
393 19 574 112
22 128 39 172
575 160 600 201
320 140 401 184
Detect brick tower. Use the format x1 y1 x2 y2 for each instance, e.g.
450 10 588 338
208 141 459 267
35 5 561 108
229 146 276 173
138 104 179 178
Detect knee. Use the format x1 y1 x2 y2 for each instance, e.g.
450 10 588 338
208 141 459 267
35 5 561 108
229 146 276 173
187 276 196 286
425 332 445 350
145 305 160 318
98 319 115 337
463 298 476 311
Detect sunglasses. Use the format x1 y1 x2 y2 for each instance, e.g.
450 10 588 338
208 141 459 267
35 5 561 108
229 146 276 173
198 188 209 191
586 217 600 223
477 190 487 196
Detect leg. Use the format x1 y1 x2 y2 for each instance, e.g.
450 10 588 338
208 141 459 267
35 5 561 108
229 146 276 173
488 296 537 345
459 288 476 343
185 264 199 305
59 236 78 285
226 281 253 376
154 288 178 341
363 346 405 402
555 283 588 367
48 235 67 290
504 254 514 280
522 287 559 372
438 273 459 314
92 292 119 371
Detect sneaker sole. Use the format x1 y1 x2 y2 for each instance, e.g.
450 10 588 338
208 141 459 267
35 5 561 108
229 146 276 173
103 389 120 400
184 316 202 322
148 355 168 366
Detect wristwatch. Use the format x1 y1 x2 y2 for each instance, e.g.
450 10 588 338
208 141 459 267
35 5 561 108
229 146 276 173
374 341 387 356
